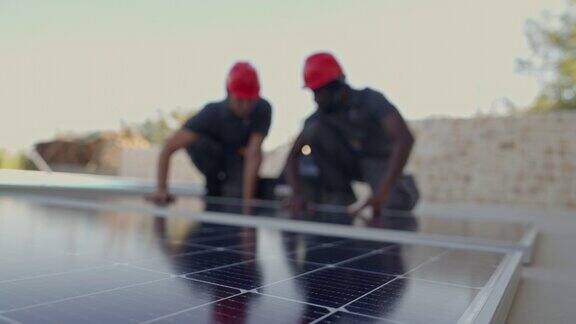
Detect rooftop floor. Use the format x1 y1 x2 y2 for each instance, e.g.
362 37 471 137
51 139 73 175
418 202 576 323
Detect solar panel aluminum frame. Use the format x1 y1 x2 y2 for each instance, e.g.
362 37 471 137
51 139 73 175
0 172 203 197
459 251 523 324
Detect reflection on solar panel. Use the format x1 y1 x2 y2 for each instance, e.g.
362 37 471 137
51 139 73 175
0 196 522 324
0 170 537 264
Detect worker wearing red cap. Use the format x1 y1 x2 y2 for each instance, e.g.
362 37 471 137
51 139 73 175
286 52 419 215
147 62 272 212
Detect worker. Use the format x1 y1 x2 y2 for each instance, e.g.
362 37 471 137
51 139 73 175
146 62 272 214
286 52 419 216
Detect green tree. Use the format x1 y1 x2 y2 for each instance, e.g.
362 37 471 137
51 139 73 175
519 0 576 111
136 116 172 144
0 149 33 170
122 109 195 144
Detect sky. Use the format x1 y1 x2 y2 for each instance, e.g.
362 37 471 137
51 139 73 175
0 0 566 151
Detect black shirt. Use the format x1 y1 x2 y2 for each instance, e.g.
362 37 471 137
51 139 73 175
183 98 272 157
303 87 398 158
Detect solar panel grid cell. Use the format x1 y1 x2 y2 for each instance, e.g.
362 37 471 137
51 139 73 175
148 293 330 324
186 259 322 290
317 311 399 324
4 279 240 324
0 266 168 312
344 278 479 323
132 250 256 276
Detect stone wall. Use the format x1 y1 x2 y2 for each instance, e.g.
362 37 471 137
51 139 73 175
407 112 576 209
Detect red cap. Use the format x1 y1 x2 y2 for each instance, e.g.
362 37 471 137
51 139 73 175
303 52 344 90
226 62 260 100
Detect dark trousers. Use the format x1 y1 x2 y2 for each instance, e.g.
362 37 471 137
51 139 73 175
186 136 277 201
359 158 419 211
299 119 419 210
299 157 419 210
186 136 241 198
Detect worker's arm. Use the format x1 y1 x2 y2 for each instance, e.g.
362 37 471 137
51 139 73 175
242 132 265 214
353 110 414 215
146 129 197 206
285 133 305 197
285 133 307 212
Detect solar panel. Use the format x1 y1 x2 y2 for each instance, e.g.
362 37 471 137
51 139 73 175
11 192 536 264
0 171 537 263
0 196 522 323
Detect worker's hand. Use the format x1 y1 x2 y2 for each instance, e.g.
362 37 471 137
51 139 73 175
285 195 307 216
241 200 254 216
239 228 257 256
145 190 176 206
349 189 389 218
349 196 383 218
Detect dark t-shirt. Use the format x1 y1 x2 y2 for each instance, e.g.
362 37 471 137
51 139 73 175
183 98 272 158
303 87 398 158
